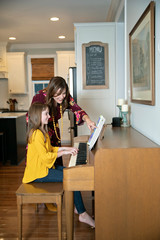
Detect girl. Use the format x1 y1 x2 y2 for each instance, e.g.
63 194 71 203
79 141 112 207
23 102 95 228
29 76 96 166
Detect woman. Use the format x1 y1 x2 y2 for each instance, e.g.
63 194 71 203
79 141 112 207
30 76 96 166
23 102 95 228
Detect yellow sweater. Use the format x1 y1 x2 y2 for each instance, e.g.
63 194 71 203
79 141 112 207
22 129 59 183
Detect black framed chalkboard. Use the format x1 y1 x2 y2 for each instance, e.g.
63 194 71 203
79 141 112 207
82 41 109 89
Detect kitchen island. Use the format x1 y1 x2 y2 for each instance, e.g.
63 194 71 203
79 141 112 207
0 112 27 165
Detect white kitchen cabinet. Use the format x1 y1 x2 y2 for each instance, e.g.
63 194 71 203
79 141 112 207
56 51 75 81
59 110 71 145
0 42 8 78
7 52 27 94
56 51 76 145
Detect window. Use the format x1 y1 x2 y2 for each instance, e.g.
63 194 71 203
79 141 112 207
32 80 49 95
31 58 54 95
31 58 54 80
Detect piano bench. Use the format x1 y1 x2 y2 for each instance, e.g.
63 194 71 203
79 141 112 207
16 182 63 240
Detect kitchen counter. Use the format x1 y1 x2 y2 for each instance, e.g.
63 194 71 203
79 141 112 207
0 114 26 165
0 112 27 118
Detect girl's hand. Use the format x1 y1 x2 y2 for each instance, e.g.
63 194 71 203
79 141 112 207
65 147 78 156
58 147 78 158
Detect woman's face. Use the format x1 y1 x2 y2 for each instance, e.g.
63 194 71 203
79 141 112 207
53 88 66 104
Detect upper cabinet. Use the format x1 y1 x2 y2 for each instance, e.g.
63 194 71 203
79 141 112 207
56 51 76 81
7 52 27 94
0 42 8 78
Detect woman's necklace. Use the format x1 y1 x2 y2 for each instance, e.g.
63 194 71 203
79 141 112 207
52 104 63 143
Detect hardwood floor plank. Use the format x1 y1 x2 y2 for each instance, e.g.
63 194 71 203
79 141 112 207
0 159 95 239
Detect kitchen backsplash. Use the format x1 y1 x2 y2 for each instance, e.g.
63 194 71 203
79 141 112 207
0 79 29 110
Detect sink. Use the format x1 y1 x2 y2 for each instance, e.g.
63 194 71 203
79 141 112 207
0 108 9 113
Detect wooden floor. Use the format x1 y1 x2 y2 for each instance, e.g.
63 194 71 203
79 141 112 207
0 157 95 240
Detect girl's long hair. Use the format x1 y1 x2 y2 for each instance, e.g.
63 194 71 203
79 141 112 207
46 76 69 116
27 102 49 143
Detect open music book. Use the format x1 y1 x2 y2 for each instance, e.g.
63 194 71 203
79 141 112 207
87 115 106 150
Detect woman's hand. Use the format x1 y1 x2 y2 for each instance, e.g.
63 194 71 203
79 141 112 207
83 115 96 131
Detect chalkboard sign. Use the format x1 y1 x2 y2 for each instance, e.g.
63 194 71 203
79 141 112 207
82 42 109 89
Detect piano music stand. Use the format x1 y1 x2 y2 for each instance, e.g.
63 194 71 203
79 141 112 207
99 124 107 140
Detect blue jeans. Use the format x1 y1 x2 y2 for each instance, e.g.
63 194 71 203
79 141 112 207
33 165 86 214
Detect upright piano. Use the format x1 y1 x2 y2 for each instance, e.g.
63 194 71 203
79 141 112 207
63 126 160 240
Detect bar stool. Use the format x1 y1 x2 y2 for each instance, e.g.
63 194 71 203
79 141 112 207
0 132 6 165
16 182 63 240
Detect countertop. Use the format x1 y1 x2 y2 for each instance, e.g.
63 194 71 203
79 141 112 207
0 112 27 118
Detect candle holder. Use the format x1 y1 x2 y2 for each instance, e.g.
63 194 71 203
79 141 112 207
121 111 130 127
117 105 123 119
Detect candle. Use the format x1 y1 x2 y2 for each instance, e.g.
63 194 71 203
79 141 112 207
121 104 128 112
118 99 125 106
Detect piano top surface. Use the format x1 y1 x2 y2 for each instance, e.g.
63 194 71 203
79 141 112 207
89 125 159 164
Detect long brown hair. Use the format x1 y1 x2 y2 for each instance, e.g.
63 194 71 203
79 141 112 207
27 102 49 143
46 76 69 116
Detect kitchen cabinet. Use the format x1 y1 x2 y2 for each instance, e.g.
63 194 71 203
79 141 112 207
59 110 71 145
0 42 8 78
7 52 27 94
56 51 76 145
56 51 75 81
0 113 26 165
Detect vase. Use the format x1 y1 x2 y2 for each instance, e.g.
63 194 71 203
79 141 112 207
10 103 15 111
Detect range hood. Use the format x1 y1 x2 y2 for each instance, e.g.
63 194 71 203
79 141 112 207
0 71 8 79
0 42 8 78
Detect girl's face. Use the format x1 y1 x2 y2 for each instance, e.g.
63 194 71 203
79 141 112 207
41 107 50 125
53 88 66 104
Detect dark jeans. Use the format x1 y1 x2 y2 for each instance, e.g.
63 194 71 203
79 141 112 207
33 165 86 214
55 156 63 166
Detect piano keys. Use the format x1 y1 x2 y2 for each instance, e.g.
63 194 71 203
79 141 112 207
68 142 87 167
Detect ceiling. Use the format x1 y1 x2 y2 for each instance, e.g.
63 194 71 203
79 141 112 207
0 0 123 44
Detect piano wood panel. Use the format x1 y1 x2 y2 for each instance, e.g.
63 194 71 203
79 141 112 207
63 165 94 191
95 148 160 240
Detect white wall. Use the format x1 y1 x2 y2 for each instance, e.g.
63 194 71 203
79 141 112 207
126 0 160 144
116 23 125 115
75 22 124 135
0 78 29 110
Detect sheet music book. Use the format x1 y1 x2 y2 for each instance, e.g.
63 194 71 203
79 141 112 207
87 115 106 150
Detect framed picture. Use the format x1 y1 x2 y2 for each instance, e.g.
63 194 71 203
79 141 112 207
82 41 109 89
129 1 155 105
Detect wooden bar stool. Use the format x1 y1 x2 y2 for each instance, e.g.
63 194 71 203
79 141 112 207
16 182 63 240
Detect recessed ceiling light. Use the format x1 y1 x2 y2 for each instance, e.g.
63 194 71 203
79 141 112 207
50 17 59 21
9 37 16 40
58 35 65 39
